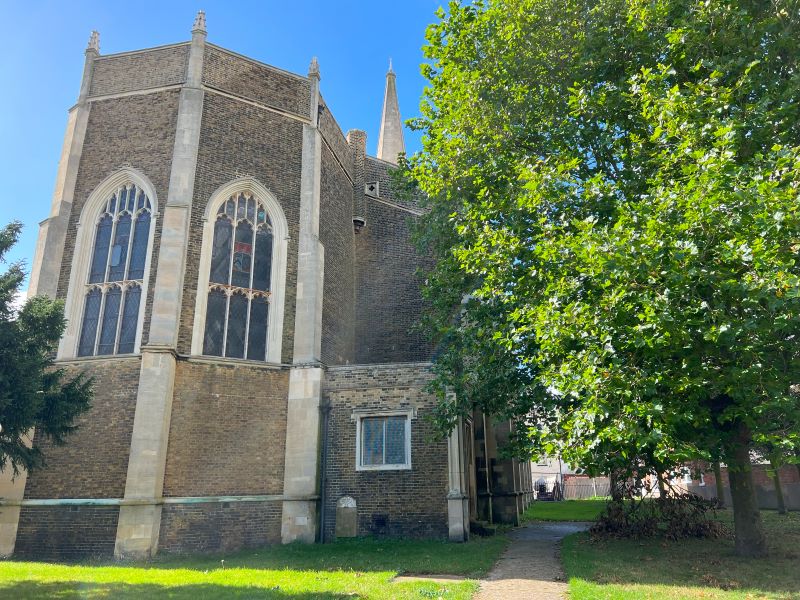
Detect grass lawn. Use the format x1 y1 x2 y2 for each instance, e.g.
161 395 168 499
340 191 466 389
521 499 609 522
562 509 800 599
0 536 507 599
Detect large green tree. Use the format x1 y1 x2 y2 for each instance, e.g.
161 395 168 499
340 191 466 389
410 0 800 556
0 222 92 475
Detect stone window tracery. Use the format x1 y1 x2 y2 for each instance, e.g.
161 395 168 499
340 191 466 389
193 182 287 364
77 183 152 356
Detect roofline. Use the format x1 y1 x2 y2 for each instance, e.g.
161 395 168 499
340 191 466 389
93 41 310 84
205 43 310 83
93 41 190 60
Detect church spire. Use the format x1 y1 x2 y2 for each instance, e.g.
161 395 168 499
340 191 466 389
376 59 405 164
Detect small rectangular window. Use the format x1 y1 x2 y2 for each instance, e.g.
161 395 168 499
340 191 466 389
357 414 411 471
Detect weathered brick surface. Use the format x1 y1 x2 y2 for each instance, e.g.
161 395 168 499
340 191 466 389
163 360 289 497
354 199 434 364
322 364 449 540
56 91 180 348
318 95 353 178
320 144 355 365
159 501 282 554
89 45 189 97
364 157 422 211
203 45 310 118
15 506 119 560
348 130 367 223
23 357 140 499
177 92 303 362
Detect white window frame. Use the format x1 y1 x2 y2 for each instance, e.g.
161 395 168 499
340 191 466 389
190 177 289 364
353 409 415 472
58 168 159 359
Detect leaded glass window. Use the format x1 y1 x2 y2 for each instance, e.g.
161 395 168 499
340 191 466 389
202 192 273 361
78 183 152 356
358 415 410 469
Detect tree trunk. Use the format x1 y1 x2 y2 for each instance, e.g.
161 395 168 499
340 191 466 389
610 470 624 502
725 424 767 557
713 462 725 508
770 461 787 515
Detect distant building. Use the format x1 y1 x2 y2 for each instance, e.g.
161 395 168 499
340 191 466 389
0 13 533 560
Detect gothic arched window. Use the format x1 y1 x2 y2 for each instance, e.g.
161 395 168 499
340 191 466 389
191 179 288 364
201 192 274 360
77 183 152 356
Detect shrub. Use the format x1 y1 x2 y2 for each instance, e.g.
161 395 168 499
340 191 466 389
590 494 727 540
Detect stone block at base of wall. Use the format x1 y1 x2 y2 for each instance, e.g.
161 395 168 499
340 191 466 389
14 506 119 560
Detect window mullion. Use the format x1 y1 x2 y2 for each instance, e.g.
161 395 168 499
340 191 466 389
113 285 126 354
221 292 231 357
243 295 251 358
227 217 236 289
221 202 237 358
248 212 256 290
123 192 136 281
242 210 256 359
93 287 107 355
103 188 122 283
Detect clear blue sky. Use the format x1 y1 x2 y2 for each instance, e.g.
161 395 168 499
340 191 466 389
0 1 440 290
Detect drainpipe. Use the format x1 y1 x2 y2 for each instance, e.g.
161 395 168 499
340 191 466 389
318 402 332 543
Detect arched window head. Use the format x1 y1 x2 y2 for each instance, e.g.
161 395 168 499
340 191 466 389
202 192 274 360
76 181 153 356
192 179 288 364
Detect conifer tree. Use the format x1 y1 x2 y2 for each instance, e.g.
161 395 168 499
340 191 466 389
0 222 92 475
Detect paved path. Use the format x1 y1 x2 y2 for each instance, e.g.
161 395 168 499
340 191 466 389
474 522 590 600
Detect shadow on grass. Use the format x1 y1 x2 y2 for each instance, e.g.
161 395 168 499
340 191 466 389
0 581 354 599
561 511 800 598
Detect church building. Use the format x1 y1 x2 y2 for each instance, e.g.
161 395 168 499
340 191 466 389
0 13 533 559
